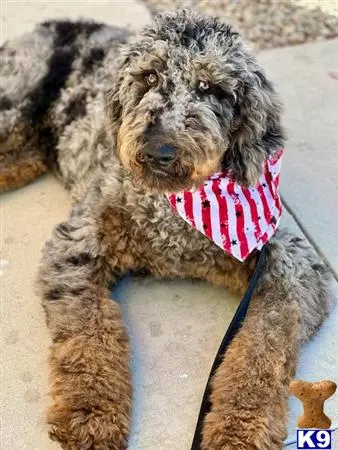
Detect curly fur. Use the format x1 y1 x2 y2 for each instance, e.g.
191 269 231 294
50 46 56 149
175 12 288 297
0 10 333 450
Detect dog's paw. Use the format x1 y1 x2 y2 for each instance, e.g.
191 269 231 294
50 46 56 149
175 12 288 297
47 328 131 450
47 403 128 450
202 409 285 450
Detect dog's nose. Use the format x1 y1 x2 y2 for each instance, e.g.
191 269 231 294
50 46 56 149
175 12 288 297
144 144 176 166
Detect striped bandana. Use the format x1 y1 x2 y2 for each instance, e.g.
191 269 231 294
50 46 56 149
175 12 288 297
167 148 284 261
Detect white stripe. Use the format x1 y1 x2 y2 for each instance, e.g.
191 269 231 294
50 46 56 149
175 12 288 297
175 192 188 222
248 179 270 240
203 180 223 249
192 188 204 234
268 154 283 181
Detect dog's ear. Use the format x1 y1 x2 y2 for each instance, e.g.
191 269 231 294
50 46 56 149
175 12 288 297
105 54 130 148
222 69 284 186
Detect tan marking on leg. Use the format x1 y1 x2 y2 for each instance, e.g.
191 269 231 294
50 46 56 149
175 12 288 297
0 158 47 191
0 121 48 191
47 297 131 450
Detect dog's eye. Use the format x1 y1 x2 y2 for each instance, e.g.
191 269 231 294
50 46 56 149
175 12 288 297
146 73 158 87
198 80 210 92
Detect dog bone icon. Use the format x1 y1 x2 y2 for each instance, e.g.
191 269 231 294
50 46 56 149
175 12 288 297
290 379 337 429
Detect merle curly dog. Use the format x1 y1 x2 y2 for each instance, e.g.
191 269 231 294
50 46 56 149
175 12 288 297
0 9 333 450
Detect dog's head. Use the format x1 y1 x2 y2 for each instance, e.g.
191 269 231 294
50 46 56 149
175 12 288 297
106 10 284 193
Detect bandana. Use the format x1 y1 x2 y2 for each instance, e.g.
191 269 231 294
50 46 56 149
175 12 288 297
167 148 284 261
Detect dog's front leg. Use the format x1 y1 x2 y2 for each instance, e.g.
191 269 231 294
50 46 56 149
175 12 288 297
38 208 133 450
202 231 332 450
201 289 299 450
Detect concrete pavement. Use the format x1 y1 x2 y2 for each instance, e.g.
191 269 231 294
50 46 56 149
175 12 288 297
1 2 337 449
259 39 338 277
0 0 150 46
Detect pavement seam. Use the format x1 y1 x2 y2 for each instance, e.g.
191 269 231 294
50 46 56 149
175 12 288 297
282 196 338 282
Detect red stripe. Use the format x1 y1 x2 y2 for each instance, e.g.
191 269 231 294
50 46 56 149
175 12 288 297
168 193 177 210
274 174 282 215
227 180 249 259
264 166 276 202
183 191 195 227
211 178 231 253
258 165 275 240
264 166 282 217
257 183 271 224
259 231 269 245
200 186 213 240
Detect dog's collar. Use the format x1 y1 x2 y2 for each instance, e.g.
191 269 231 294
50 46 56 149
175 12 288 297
167 148 284 261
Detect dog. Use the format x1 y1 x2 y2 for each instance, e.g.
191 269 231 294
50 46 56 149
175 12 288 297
0 9 333 450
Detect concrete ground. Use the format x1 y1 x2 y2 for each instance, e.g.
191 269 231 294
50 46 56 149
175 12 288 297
1 2 338 449
258 39 338 277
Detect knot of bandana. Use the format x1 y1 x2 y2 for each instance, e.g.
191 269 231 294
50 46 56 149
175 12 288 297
167 148 284 261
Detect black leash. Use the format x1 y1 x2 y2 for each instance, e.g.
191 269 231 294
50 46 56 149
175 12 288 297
191 245 268 450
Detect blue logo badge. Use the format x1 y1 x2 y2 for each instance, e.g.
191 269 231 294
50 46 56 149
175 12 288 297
297 429 332 449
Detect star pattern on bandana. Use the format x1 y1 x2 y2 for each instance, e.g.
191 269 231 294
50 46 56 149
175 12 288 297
167 148 284 261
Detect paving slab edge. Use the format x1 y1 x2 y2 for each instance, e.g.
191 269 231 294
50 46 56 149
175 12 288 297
283 198 338 282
